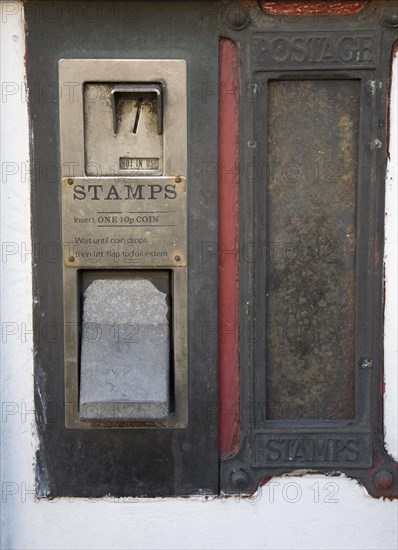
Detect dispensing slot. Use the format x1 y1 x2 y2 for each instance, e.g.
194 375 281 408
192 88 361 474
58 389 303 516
79 271 171 422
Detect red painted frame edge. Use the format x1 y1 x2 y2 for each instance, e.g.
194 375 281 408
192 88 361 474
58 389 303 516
219 38 241 458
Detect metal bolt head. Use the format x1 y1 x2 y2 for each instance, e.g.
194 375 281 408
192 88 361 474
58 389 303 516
384 12 398 28
227 4 250 30
230 468 250 488
373 470 394 489
69 255 75 263
67 177 73 185
174 255 181 262
175 176 182 183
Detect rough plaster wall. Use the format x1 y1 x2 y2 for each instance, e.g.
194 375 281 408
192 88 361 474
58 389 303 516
0 3 397 549
384 45 398 461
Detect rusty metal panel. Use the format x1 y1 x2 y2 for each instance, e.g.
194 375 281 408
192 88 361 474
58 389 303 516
266 80 359 421
249 74 372 459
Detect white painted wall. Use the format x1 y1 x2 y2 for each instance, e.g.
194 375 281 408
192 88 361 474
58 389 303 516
384 45 398 461
1 3 397 549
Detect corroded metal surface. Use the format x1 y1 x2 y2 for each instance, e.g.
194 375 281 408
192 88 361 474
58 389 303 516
266 80 359 420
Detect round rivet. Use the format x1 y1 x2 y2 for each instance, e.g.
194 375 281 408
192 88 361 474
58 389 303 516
230 468 250 487
174 255 181 262
175 176 182 183
69 256 75 263
227 4 250 30
384 12 398 28
67 177 73 185
373 470 394 489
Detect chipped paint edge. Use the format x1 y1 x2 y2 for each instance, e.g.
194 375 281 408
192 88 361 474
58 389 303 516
384 45 398 460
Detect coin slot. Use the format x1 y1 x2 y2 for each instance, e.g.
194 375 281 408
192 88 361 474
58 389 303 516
84 82 164 176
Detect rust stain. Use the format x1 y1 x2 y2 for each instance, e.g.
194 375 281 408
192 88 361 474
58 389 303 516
266 80 360 420
259 1 368 15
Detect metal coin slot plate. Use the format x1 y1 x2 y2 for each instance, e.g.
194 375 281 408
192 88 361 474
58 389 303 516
85 83 164 176
59 59 186 178
59 59 187 429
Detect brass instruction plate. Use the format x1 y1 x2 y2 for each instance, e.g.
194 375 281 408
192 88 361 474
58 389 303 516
62 176 187 268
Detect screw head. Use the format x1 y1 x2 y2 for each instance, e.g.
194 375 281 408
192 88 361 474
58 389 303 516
175 176 182 183
384 12 398 28
227 4 250 30
230 468 250 488
174 255 181 262
67 177 73 185
373 470 394 489
68 256 75 263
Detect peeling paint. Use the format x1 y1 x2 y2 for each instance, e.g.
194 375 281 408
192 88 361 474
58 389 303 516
260 1 368 16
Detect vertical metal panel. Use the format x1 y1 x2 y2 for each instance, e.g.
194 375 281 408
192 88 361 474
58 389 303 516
266 79 360 421
27 0 219 498
221 0 398 498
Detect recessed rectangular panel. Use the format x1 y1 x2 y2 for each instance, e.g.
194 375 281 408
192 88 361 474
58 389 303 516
64 267 188 430
266 80 359 421
79 272 170 422
59 58 186 178
84 83 164 176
